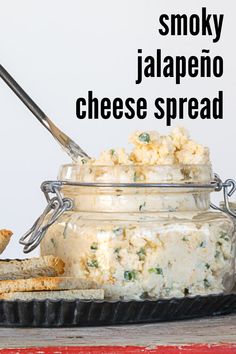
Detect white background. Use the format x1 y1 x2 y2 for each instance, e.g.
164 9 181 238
0 0 235 258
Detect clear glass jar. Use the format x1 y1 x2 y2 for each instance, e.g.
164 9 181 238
40 164 236 300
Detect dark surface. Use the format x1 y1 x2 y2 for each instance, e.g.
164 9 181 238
0 292 235 328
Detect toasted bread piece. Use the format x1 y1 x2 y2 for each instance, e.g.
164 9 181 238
0 256 65 280
0 230 13 255
0 277 99 293
0 289 104 301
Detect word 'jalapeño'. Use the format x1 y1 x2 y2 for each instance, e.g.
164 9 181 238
136 49 223 85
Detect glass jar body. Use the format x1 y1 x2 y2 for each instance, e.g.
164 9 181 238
41 208 235 300
41 164 235 300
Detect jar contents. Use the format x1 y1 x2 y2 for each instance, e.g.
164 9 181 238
41 127 236 300
41 212 235 300
81 127 210 166
61 127 211 184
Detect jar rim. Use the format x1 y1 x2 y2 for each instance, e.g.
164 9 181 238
58 163 212 185
57 180 215 189
60 163 211 168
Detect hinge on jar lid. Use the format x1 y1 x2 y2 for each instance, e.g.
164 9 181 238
210 174 236 218
19 181 73 253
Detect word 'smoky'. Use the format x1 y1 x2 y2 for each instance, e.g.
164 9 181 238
159 7 224 43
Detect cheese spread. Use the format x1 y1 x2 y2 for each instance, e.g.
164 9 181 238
41 127 235 300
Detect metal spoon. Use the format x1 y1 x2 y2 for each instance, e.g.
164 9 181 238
0 64 90 161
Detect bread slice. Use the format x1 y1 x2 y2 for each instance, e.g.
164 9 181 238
0 289 104 301
0 256 65 280
0 230 13 255
0 277 99 293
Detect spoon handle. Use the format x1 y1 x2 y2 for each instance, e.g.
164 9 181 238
0 64 50 130
0 64 89 160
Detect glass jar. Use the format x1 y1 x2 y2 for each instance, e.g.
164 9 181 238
23 164 236 300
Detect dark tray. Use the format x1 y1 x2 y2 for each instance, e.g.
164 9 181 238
0 292 235 327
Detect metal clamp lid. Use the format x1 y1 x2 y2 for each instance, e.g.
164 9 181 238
19 175 236 253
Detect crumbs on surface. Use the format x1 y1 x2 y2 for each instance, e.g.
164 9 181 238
79 127 210 166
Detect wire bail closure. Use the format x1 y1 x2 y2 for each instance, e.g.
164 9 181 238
19 175 236 253
19 181 73 253
210 175 236 218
